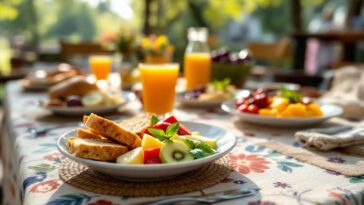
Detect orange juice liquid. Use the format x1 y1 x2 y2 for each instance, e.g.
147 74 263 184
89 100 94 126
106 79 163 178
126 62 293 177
139 64 179 115
89 56 112 80
184 53 211 90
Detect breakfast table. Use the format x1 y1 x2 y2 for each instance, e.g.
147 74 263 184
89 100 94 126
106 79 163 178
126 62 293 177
2 80 364 205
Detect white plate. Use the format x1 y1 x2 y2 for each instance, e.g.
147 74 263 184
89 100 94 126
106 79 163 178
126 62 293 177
43 91 135 116
177 89 250 107
221 100 343 127
57 121 236 180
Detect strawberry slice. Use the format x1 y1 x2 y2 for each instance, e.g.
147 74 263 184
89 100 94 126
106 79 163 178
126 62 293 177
178 124 192 135
143 148 161 164
161 115 179 124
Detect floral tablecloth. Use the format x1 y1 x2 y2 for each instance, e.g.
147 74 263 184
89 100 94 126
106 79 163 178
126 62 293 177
2 81 364 205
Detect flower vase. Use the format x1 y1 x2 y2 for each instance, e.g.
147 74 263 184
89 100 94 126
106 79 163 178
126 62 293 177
145 52 172 64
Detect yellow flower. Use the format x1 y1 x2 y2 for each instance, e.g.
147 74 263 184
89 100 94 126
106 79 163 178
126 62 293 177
155 35 168 47
141 38 151 48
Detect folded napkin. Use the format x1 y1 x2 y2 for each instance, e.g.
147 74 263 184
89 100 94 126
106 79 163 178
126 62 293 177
320 66 364 119
256 140 364 176
295 125 364 151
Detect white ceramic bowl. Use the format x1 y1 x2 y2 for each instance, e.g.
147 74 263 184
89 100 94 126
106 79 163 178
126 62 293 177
221 100 343 127
57 121 236 180
43 91 135 116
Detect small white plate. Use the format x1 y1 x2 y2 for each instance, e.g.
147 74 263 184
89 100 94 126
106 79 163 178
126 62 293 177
177 89 250 108
43 91 135 116
57 121 236 180
221 100 343 127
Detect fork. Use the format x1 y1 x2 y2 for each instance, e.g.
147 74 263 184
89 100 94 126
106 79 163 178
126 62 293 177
27 122 83 137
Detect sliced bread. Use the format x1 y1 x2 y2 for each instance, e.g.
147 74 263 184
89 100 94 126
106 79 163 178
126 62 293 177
77 128 105 140
67 136 128 161
84 113 141 148
119 114 152 137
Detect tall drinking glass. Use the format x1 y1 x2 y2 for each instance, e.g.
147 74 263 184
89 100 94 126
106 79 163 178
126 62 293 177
89 55 112 81
139 63 179 115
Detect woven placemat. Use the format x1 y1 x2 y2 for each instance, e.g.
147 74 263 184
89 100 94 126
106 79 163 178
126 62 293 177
59 157 232 196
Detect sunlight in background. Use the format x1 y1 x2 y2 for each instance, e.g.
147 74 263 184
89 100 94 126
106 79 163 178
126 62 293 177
83 0 134 20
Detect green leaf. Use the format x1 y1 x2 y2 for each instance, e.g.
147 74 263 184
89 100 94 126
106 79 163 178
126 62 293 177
166 122 179 137
151 115 159 125
189 149 207 159
147 128 172 142
184 138 216 159
196 141 216 154
212 78 231 90
280 87 302 103
148 128 165 139
184 138 196 149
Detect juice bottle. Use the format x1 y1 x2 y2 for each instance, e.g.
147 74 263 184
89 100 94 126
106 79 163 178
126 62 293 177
184 27 210 90
139 63 179 115
89 55 112 80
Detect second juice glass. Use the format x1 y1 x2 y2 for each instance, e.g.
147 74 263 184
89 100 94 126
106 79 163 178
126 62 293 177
139 63 179 115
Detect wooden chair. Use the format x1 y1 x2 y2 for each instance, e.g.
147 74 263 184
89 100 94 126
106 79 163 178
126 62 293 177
247 39 292 66
59 41 107 62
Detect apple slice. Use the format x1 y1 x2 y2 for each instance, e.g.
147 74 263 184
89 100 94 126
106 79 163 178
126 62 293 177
116 147 144 164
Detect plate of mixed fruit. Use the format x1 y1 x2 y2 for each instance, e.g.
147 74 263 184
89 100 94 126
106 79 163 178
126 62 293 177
178 79 243 107
221 87 343 127
58 114 236 180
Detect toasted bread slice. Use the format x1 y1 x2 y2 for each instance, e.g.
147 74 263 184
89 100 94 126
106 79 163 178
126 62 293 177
67 136 128 161
83 115 90 125
77 128 105 140
119 114 152 137
84 113 141 148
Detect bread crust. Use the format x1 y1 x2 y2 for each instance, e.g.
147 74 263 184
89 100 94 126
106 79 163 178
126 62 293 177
85 114 141 148
68 136 128 161
119 114 152 137
77 128 105 140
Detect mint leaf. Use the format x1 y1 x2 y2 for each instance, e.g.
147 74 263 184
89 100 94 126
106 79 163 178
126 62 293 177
184 138 216 159
148 128 166 139
184 138 196 149
166 122 179 137
189 149 206 159
147 128 173 142
280 87 302 103
151 115 159 125
213 78 231 90
196 141 216 154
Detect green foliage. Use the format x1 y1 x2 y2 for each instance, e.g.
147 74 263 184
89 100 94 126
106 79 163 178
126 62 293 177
280 87 302 103
184 138 216 159
151 115 159 125
148 122 180 142
0 0 22 20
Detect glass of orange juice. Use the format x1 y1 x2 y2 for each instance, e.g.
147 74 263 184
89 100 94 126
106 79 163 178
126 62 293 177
139 63 179 115
89 55 112 80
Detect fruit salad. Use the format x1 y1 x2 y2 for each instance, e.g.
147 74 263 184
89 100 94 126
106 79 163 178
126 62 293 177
183 79 236 101
117 115 217 165
235 87 323 118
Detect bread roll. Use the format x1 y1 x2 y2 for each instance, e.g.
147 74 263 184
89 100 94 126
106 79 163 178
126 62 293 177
48 76 98 99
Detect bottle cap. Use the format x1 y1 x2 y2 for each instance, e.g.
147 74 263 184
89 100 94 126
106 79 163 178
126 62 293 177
187 27 208 42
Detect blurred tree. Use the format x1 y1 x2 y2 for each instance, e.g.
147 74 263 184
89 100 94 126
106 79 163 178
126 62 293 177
0 0 22 20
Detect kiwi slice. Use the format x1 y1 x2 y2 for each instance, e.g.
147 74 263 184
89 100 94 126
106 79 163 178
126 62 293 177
160 141 193 163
